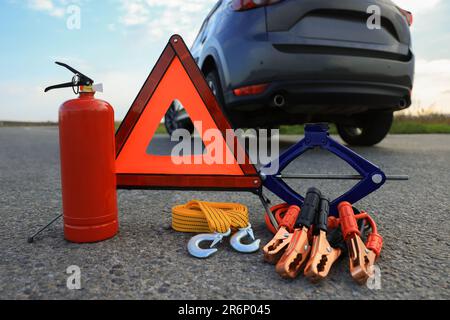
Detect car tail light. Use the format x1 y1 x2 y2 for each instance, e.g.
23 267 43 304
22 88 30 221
232 0 283 11
397 6 413 26
233 84 269 96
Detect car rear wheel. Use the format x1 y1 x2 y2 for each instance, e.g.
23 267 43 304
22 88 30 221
164 69 227 136
164 101 194 136
205 69 240 128
205 69 226 107
337 112 393 146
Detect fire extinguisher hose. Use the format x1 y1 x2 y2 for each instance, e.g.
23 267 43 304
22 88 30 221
172 201 250 234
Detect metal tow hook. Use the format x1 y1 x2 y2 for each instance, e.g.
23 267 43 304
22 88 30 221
230 224 261 254
188 229 231 259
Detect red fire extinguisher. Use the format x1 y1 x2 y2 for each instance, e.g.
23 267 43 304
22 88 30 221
44 62 119 243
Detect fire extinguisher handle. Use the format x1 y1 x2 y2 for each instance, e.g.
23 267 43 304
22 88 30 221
55 61 93 83
44 81 78 93
45 61 94 93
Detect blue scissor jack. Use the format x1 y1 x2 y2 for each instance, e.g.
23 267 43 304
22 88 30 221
258 123 408 228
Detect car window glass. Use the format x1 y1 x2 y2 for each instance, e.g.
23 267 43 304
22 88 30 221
207 0 222 20
193 1 222 46
193 19 208 46
205 1 223 38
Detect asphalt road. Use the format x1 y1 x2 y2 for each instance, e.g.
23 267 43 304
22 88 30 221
0 127 449 300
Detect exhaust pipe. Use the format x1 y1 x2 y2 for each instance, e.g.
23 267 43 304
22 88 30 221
398 98 408 109
273 94 286 108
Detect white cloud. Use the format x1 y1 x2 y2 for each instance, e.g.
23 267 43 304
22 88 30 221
406 59 450 114
8 0 447 121
120 0 149 26
119 0 217 45
27 0 65 17
100 70 150 120
0 82 64 121
0 69 144 122
392 0 441 14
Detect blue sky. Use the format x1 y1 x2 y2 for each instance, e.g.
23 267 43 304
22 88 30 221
0 0 449 121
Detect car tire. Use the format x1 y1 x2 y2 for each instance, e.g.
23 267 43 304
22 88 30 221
164 101 194 136
205 69 241 128
337 112 393 146
205 69 226 108
164 69 230 135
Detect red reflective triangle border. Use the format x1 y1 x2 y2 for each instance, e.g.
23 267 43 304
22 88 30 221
115 35 261 191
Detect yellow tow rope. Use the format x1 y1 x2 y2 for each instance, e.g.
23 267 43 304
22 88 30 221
172 200 249 234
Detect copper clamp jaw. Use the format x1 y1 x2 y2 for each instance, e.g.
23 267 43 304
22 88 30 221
304 197 342 282
304 230 342 282
263 206 300 264
338 202 383 285
263 228 293 264
347 235 377 284
275 188 321 279
275 226 311 279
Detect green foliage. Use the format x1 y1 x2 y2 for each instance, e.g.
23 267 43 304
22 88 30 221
279 114 450 135
3 114 450 135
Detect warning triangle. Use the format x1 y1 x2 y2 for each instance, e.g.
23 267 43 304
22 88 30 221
115 35 261 191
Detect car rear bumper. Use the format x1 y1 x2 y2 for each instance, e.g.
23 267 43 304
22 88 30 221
223 45 414 114
227 78 411 114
